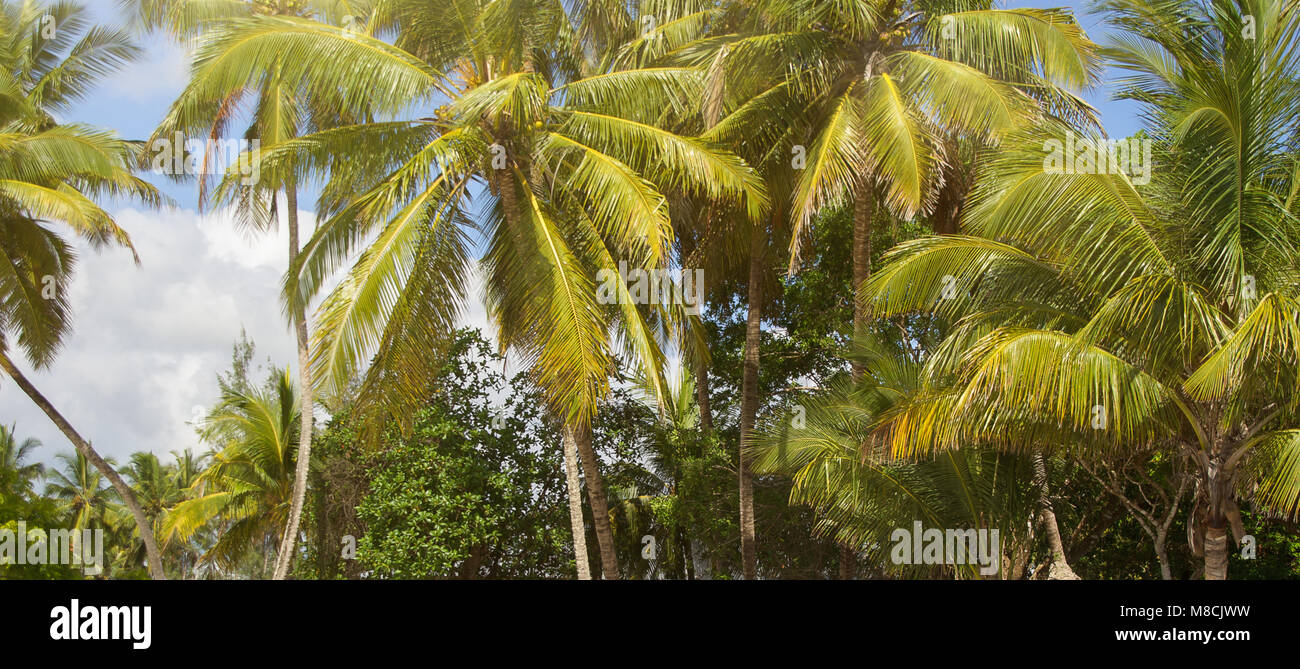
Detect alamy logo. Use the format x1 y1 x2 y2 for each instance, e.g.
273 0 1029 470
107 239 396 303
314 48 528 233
0 522 103 576
596 261 704 315
50 599 152 650
149 131 261 185
890 521 1000 576
1043 132 1152 185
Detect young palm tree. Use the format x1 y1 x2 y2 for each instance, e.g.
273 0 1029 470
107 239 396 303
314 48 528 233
604 365 712 579
861 0 1300 579
752 335 1051 578
0 0 167 578
117 450 208 576
44 450 117 530
167 0 765 578
0 423 43 500
123 452 183 521
164 368 300 573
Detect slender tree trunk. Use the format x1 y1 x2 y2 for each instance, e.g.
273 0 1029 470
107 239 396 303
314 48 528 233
273 185 314 580
681 228 714 433
932 139 969 235
562 427 592 580
695 358 714 433
738 224 765 580
681 527 694 580
574 422 619 578
838 182 877 576
1153 473 1189 580
1032 452 1080 580
0 352 167 580
1155 527 1173 580
851 181 875 372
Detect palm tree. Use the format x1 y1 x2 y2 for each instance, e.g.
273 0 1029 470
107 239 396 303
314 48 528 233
131 0 361 581
752 335 1049 578
693 0 1099 577
170 447 206 491
716 0 1100 344
605 366 710 579
0 0 167 578
119 451 206 574
123 452 185 522
861 0 1300 579
166 0 765 578
44 450 117 530
164 367 300 573
0 423 43 500
162 448 209 577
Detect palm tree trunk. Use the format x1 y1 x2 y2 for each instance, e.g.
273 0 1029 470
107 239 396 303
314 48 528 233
1201 462 1234 580
562 427 592 580
681 228 714 433
574 422 619 578
852 181 875 366
838 544 854 579
738 223 765 580
0 351 167 580
273 184 314 580
840 182 876 576
1032 452 1079 580
1203 522 1229 580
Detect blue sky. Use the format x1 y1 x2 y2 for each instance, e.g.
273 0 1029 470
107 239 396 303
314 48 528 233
1 0 1148 466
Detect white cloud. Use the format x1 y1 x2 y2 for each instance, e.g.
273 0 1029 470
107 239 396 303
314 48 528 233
0 203 501 469
0 205 304 466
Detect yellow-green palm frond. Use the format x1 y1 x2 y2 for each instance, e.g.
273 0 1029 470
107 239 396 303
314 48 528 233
858 72 936 219
1252 429 1300 520
1185 292 1300 404
888 50 1035 140
1078 274 1232 376
310 176 472 431
954 328 1182 451
484 169 611 425
862 235 1066 323
557 109 768 222
926 8 1102 90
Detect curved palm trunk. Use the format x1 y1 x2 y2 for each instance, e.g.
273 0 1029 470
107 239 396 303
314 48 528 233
574 422 619 578
1032 453 1079 580
273 185 314 580
562 427 592 580
738 224 765 580
0 352 166 580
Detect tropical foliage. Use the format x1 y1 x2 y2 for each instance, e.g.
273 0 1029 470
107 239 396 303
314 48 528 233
2 0 1298 582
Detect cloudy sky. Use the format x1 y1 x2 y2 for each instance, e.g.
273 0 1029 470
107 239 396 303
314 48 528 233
1 0 1136 467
